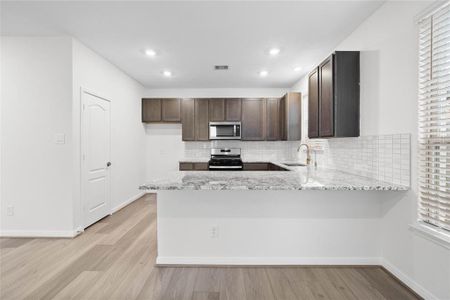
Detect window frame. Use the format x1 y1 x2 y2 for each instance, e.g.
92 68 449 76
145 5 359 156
415 1 450 242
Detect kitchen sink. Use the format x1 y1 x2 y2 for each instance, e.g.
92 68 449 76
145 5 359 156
282 162 307 167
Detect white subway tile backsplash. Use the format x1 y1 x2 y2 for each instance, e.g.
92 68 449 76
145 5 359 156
319 133 411 187
182 133 411 187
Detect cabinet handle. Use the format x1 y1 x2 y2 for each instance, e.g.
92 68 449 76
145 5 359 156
107 162 111 167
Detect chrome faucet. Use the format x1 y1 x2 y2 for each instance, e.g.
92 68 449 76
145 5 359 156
297 143 311 165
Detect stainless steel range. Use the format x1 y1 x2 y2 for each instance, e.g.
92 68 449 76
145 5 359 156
208 148 243 170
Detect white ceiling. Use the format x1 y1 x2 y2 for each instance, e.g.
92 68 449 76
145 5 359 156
1 1 385 88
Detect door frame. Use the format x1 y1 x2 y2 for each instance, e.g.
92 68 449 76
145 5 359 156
80 88 112 229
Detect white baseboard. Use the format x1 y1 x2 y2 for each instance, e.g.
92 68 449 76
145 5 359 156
156 256 381 266
0 230 78 238
111 192 145 214
381 258 438 300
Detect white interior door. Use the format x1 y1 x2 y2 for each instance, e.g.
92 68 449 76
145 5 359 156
82 90 111 228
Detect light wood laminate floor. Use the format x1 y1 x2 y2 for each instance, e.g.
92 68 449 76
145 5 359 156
0 194 421 300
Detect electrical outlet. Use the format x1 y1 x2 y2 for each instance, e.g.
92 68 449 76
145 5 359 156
210 225 219 239
7 205 14 216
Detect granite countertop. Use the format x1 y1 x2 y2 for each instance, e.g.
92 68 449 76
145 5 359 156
140 161 409 191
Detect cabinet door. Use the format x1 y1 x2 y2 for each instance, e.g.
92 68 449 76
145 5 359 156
161 99 181 122
225 99 242 121
194 163 209 170
181 99 195 141
266 98 280 140
179 162 194 170
142 99 161 122
195 99 209 141
279 95 287 140
243 163 269 171
241 99 266 140
287 93 302 141
308 69 320 138
319 55 334 137
209 99 225 121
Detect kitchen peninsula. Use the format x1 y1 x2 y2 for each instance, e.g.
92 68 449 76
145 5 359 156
140 164 408 265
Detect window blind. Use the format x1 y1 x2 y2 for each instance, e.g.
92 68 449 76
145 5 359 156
418 2 450 232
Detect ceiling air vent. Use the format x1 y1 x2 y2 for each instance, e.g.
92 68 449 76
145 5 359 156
214 65 229 70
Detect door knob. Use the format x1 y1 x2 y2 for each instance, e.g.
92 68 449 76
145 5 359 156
107 162 111 167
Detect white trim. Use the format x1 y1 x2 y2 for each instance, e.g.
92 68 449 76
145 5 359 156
0 230 79 238
112 192 145 214
409 223 450 250
156 256 381 266
381 258 439 300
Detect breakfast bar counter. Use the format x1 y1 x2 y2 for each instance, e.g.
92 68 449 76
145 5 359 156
140 163 409 266
139 163 408 191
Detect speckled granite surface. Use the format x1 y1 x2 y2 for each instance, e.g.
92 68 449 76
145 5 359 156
140 162 409 191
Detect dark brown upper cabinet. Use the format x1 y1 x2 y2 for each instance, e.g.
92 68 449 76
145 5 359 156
280 92 302 141
308 51 360 138
161 99 181 122
241 98 266 141
319 56 334 137
225 99 242 121
142 99 162 122
266 98 281 141
195 99 209 141
308 68 320 138
181 99 195 141
142 98 180 123
209 99 225 121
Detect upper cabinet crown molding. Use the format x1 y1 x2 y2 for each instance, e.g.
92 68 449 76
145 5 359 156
308 51 360 139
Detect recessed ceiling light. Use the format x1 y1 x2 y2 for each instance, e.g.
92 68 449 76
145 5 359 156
145 49 156 57
162 70 172 77
269 48 280 56
294 66 302 72
259 70 269 77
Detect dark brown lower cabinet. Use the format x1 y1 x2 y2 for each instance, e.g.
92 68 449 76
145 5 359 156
195 99 209 141
193 163 209 170
179 162 208 171
181 99 195 141
241 99 266 140
242 162 289 171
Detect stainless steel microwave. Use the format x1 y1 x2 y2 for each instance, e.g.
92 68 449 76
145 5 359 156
209 122 241 140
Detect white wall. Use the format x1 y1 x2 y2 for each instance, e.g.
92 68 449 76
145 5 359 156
292 2 450 299
72 39 145 228
157 190 384 265
1 37 75 236
0 37 145 236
